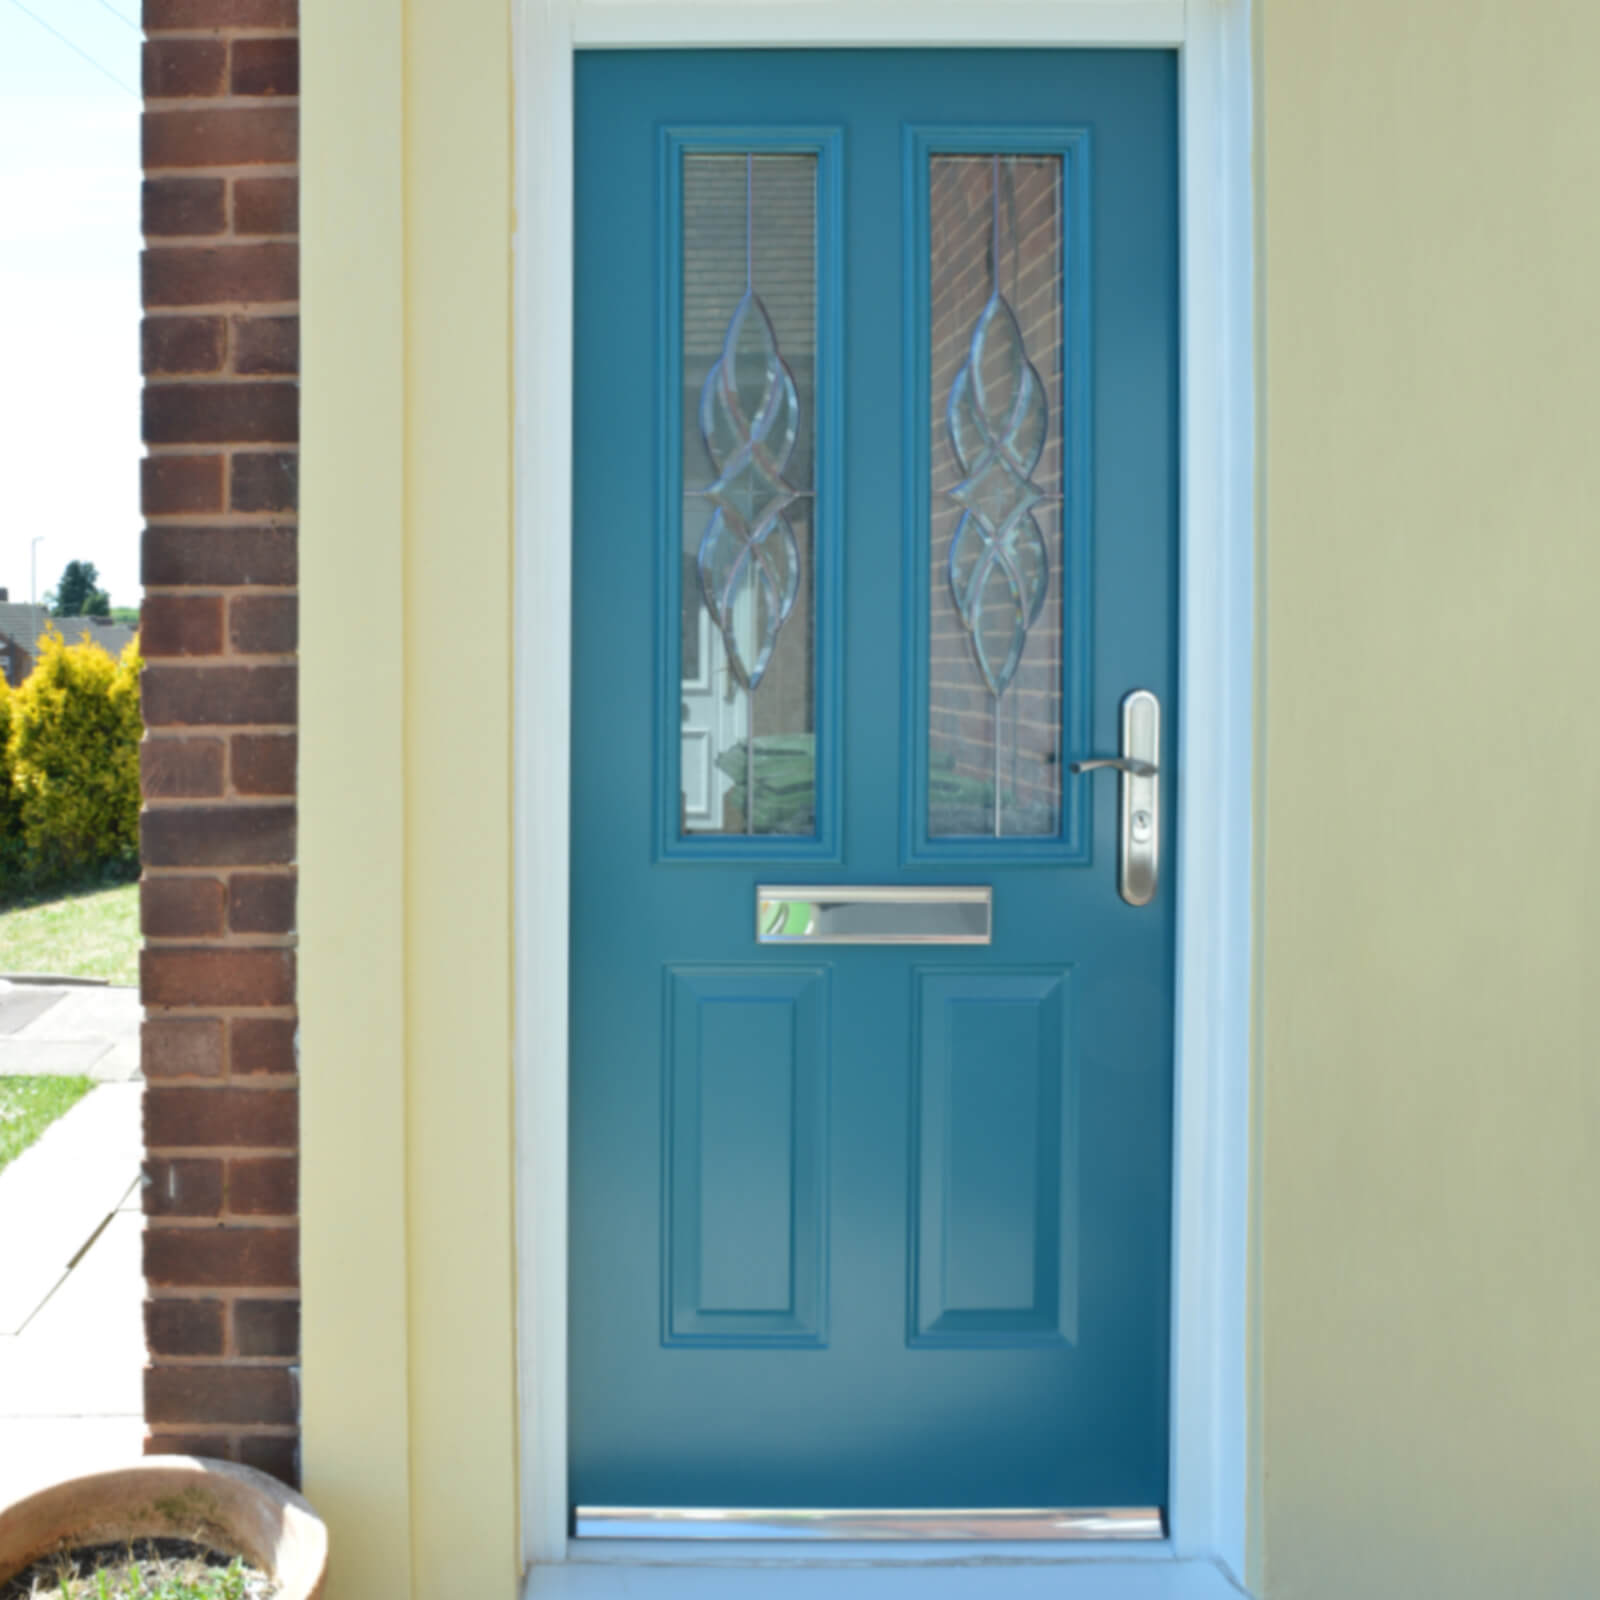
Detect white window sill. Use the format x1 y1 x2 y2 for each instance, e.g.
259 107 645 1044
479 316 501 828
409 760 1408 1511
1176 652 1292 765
525 1552 1250 1598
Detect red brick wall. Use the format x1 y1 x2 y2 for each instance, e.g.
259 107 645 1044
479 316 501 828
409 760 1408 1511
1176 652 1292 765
139 0 300 1484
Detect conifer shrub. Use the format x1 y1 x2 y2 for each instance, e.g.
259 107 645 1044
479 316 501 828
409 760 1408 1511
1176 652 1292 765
0 681 26 886
2 627 143 894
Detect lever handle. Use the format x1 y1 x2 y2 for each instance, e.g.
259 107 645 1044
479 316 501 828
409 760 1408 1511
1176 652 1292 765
1070 756 1158 779
1071 690 1160 907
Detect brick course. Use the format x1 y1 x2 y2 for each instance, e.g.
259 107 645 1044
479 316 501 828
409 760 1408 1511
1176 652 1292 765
146 0 296 28
230 733 295 795
143 381 298 444
232 179 296 237
142 0 301 1482
145 1228 299 1291
146 1365 296 1427
229 1157 299 1216
141 316 226 376
232 316 298 375
228 594 296 654
142 663 296 726
234 1298 298 1357
229 1016 295 1075
141 455 225 516
143 1017 226 1079
143 525 297 588
144 108 298 170
227 872 296 934
141 875 227 938
143 39 227 99
142 804 295 867
230 39 298 98
141 738 225 798
229 453 297 513
143 1157 224 1218
142 178 226 238
145 1297 227 1358
142 595 226 657
142 946 295 1008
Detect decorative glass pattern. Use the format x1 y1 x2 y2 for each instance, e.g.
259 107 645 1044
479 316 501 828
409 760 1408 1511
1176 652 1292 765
698 270 803 692
929 154 1065 839
681 152 818 837
947 279 1051 699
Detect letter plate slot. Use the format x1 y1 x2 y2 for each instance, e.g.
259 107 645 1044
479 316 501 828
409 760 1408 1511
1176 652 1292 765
757 886 992 945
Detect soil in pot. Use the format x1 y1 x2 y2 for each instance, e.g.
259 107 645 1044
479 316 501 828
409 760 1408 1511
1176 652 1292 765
0 1536 277 1599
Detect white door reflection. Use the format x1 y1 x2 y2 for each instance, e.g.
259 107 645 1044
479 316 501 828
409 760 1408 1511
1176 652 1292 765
680 580 749 832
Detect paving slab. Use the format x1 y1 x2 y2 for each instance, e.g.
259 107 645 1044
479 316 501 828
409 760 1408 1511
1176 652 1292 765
20 987 141 1042
0 1194 148 1512
0 1208 144 1417
0 983 139 1082
0 1037 112 1075
0 986 66 1035
97 1033 142 1078
0 1082 143 1334
0 1038 150 1514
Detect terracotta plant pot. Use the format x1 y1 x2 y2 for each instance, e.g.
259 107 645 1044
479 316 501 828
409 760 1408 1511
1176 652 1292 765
0 1457 326 1599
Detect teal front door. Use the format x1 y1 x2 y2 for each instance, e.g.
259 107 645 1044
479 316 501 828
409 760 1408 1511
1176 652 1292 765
570 48 1178 1531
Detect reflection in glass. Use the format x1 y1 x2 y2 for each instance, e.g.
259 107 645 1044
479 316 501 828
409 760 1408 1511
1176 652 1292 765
929 154 1064 839
681 152 817 836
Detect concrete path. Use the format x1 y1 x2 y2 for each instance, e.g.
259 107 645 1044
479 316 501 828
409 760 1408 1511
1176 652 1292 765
0 981 140 1081
0 995 145 1507
0 1081 143 1335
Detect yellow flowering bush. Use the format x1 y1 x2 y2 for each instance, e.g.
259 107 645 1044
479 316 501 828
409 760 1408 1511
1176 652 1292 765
0 681 25 884
4 627 143 891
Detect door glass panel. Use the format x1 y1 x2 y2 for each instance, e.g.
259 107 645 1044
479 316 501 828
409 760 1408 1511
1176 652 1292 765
928 154 1064 839
681 152 817 837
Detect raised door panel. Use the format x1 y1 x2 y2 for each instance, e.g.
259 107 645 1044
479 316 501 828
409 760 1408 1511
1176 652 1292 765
912 968 1078 1346
666 967 829 1345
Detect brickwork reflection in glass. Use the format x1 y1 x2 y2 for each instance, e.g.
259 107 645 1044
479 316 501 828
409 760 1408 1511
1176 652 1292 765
929 154 1064 839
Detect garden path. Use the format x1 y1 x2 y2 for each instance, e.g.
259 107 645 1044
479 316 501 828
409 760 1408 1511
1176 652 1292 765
0 990 143 1508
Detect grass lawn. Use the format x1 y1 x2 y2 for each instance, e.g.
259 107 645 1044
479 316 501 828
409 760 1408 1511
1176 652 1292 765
0 882 138 987
0 1074 94 1177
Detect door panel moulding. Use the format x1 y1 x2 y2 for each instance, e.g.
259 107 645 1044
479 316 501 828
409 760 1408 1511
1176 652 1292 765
513 0 1255 1586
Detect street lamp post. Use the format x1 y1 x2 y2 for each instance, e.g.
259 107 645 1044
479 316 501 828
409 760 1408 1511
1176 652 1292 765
30 537 45 609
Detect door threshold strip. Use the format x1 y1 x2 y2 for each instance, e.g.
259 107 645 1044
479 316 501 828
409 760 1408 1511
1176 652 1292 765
573 1509 1165 1541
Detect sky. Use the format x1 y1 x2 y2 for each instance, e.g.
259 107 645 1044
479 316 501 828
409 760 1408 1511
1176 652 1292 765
0 0 141 610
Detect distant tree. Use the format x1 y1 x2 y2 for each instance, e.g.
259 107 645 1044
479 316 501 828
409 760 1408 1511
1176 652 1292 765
110 607 140 627
47 561 112 619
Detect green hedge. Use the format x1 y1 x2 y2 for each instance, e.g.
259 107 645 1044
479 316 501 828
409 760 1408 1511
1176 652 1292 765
0 626 143 901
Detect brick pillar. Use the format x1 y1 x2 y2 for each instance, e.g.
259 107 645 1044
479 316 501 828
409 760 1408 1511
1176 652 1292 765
139 0 301 1484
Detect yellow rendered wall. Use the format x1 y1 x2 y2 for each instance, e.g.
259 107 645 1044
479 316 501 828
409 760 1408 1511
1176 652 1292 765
301 1 519 1596
1257 3 1600 1596
299 3 1600 1596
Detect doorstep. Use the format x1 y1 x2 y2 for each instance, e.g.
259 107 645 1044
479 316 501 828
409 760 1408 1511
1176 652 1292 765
525 1555 1249 1598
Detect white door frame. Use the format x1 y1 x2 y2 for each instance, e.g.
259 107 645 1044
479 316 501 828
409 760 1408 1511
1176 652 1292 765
513 0 1255 1581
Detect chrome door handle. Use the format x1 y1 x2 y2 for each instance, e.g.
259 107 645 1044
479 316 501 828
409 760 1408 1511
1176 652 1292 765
1069 757 1158 779
1070 689 1160 907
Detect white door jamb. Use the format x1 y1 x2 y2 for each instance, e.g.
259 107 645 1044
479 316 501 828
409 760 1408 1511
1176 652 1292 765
512 0 1256 1582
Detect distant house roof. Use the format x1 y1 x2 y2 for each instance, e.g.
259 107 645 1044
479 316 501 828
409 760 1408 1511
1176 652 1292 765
70 618 137 658
0 604 135 663
0 604 53 658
